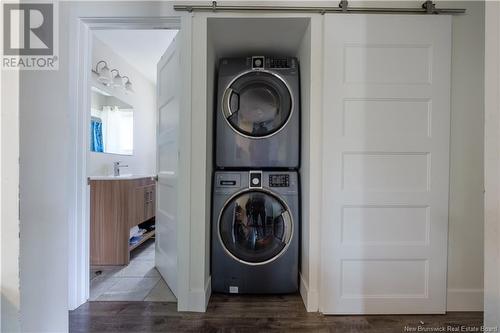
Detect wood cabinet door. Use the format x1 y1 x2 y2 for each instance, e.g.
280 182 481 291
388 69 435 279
135 186 147 224
135 184 156 225
144 185 156 221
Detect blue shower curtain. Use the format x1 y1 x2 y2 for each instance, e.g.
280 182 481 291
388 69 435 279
91 119 104 152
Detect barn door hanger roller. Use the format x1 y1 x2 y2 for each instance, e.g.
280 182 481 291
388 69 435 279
174 1 466 15
337 0 449 14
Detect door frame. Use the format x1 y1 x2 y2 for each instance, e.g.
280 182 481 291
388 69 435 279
68 16 192 311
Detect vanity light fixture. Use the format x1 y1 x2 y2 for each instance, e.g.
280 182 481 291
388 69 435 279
92 60 112 86
91 61 134 94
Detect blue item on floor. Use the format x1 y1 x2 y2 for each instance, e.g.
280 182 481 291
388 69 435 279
129 236 141 245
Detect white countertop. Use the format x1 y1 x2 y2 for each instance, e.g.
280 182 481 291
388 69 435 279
88 174 155 181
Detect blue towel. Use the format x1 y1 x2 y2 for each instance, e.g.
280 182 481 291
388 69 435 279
90 119 104 152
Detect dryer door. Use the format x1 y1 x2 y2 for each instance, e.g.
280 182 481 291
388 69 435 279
218 190 293 265
222 71 293 138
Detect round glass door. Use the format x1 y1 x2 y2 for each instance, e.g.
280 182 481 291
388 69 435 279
218 190 293 265
222 71 293 138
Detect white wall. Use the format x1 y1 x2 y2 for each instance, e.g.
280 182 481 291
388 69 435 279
19 15 71 332
1 66 21 333
445 1 485 311
188 14 212 311
205 29 216 298
17 2 181 332
297 16 323 312
484 0 500 326
297 20 313 308
89 36 156 177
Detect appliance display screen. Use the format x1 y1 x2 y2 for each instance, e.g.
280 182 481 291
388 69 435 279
269 175 289 187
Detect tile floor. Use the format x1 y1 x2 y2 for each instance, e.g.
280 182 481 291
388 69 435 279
90 239 176 302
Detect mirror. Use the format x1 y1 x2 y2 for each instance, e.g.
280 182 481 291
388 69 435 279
90 86 134 155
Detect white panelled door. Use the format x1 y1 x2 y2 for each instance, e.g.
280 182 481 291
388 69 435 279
321 15 451 314
155 36 180 297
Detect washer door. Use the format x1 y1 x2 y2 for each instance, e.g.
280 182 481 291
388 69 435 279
222 71 293 138
218 190 293 265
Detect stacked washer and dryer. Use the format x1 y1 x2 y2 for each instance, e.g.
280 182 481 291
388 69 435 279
212 56 301 294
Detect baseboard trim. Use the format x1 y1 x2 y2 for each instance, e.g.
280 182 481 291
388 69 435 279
447 288 483 311
299 273 319 312
179 278 212 313
204 276 212 309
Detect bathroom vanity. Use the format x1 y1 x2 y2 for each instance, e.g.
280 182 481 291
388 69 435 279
89 176 156 265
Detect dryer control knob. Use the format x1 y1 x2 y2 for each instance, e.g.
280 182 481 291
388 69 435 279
249 171 262 188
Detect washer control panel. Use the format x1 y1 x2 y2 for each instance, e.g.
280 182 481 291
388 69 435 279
249 171 262 188
214 171 297 195
269 174 290 187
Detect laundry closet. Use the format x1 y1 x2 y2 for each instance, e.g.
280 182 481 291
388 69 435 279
203 15 319 303
191 12 452 315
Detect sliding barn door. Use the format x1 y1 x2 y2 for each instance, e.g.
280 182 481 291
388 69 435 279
321 15 451 314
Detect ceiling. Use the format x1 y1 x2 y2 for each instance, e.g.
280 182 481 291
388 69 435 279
93 29 178 83
207 18 309 58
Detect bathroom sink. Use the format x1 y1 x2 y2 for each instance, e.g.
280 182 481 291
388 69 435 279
113 173 134 178
88 174 154 181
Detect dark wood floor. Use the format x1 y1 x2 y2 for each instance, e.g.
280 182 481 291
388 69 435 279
70 294 483 333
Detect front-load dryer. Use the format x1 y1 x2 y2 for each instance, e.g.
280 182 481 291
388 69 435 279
215 56 300 169
211 170 299 294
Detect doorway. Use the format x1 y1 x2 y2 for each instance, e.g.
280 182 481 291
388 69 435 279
87 29 177 302
69 17 191 311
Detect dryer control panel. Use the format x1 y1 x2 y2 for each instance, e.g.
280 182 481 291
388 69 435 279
249 56 296 70
269 174 290 187
268 57 291 69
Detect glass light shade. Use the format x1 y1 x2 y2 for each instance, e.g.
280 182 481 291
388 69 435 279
97 65 112 85
125 80 134 93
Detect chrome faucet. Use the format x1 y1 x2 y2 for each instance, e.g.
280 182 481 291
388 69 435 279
113 161 128 176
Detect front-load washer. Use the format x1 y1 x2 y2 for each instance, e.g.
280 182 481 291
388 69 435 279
215 56 300 169
211 170 299 294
